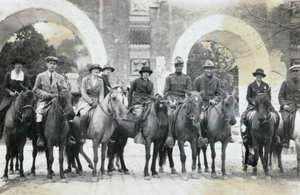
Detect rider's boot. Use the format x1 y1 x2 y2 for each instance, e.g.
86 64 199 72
282 123 290 148
134 121 145 145
67 121 76 145
165 115 174 148
79 117 87 143
36 122 44 147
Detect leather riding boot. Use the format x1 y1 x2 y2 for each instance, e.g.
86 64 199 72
134 121 145 145
282 124 290 148
79 117 87 143
165 116 174 148
36 122 44 147
67 121 76 145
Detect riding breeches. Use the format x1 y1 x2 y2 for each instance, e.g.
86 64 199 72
36 102 46 122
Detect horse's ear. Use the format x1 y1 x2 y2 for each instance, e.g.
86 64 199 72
116 87 122 93
185 90 192 97
56 83 63 92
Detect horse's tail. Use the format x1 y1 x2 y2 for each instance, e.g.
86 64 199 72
159 144 167 165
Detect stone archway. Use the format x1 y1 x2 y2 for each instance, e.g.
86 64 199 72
170 15 273 113
0 0 106 65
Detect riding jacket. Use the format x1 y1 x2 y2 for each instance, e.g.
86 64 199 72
128 77 154 107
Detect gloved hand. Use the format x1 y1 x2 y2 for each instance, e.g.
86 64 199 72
9 91 19 97
283 105 289 111
209 99 217 105
169 100 176 108
251 101 256 106
91 102 98 108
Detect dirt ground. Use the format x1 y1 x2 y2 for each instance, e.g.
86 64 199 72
0 125 299 195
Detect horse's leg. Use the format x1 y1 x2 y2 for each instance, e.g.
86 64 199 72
75 153 83 174
167 147 176 174
9 155 14 174
15 154 19 174
178 140 188 181
2 144 11 181
203 146 209 172
243 144 249 172
158 144 165 173
30 141 38 176
295 139 300 177
144 139 151 180
100 142 108 179
221 140 229 180
107 141 116 175
18 143 26 180
80 145 93 169
151 141 161 178
47 146 54 180
91 140 99 182
251 146 259 180
210 141 217 178
190 139 198 179
277 144 284 173
264 142 271 180
118 138 129 174
59 144 67 182
197 146 202 173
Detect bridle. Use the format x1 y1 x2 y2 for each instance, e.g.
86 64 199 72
212 99 228 121
185 95 201 121
14 91 34 126
99 92 118 118
153 100 168 127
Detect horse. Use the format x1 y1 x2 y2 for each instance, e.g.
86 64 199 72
30 84 75 182
169 91 204 180
107 95 169 180
158 144 177 175
290 105 300 177
2 86 36 181
244 93 278 180
206 94 237 179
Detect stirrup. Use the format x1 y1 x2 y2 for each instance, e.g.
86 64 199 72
37 138 44 147
68 136 76 145
165 136 174 148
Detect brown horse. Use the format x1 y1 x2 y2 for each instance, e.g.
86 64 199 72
246 93 277 180
172 91 203 180
206 94 237 179
2 87 35 181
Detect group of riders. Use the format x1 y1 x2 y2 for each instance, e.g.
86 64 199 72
0 55 300 150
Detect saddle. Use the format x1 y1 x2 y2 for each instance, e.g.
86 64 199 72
123 101 152 124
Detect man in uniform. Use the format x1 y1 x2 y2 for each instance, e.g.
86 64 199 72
278 64 300 148
100 63 115 97
164 56 192 148
193 60 234 143
33 56 75 147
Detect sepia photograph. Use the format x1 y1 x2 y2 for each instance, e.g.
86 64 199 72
0 0 299 194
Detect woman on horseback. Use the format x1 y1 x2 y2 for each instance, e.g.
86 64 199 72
75 64 104 143
0 57 31 139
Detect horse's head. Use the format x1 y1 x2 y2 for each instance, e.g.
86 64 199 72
153 94 168 129
255 92 271 123
107 86 127 118
57 83 75 120
222 94 237 125
16 86 36 124
185 90 204 126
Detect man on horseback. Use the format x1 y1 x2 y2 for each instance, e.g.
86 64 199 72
128 66 154 145
241 68 280 146
164 56 192 148
100 63 115 97
278 64 300 148
0 57 31 139
33 56 75 147
193 60 234 143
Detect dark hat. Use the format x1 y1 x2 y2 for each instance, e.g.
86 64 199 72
139 66 153 75
102 63 115 72
252 68 266 77
173 56 184 65
89 64 102 72
11 56 26 65
202 60 216 69
288 64 300 71
45 56 60 63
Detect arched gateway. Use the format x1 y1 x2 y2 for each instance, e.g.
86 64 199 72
0 0 107 65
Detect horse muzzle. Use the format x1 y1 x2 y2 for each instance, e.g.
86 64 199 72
230 118 237 126
67 111 75 120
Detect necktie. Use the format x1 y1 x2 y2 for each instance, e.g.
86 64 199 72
50 73 53 85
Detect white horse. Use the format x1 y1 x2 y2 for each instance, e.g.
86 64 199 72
292 108 300 177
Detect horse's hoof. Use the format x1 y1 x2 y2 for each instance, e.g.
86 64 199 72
91 177 98 182
88 164 94 170
2 176 9 182
159 167 164 173
144 176 151 180
265 176 271 181
78 171 84 176
19 177 26 182
222 175 229 180
107 172 113 176
251 175 257 180
182 175 189 181
118 169 124 173
30 172 36 177
46 179 55 183
211 173 218 179
60 179 68 183
152 174 160 179
205 168 209 173
192 172 198 179
171 168 177 174
279 168 285 173
15 170 20 175
8 170 14 175
197 169 202 174
124 171 131 175
101 174 109 180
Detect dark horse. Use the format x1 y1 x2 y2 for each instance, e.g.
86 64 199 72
107 95 169 180
2 86 35 181
245 93 278 180
30 84 75 182
170 91 203 180
206 94 237 179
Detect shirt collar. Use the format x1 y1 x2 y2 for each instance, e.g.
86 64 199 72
11 69 24 81
47 70 55 77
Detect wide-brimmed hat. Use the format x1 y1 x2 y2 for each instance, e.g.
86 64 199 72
11 56 26 65
252 68 266 77
173 56 184 65
102 63 115 72
45 56 60 63
139 66 153 75
89 64 102 72
288 64 300 71
202 60 216 69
